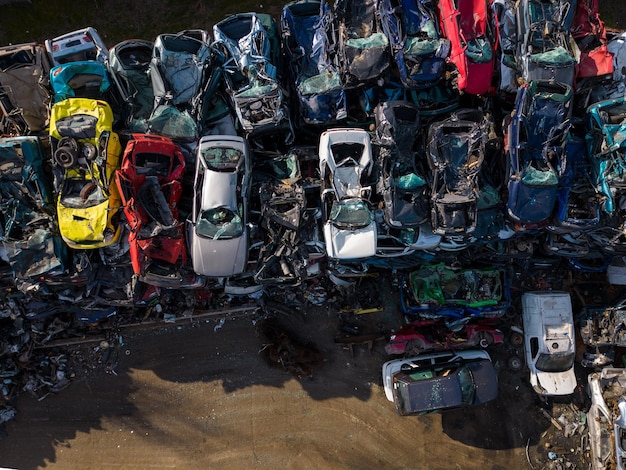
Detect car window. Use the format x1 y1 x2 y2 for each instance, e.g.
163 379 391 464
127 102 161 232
457 366 476 405
201 146 243 171
535 352 574 373
530 337 539 358
329 200 373 228
196 207 243 239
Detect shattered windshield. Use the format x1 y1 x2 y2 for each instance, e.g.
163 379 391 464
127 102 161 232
196 207 243 239
201 147 243 171
536 352 575 373
330 199 373 228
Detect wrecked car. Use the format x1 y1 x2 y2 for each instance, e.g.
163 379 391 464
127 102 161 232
49 97 123 249
505 80 573 229
427 109 492 244
522 291 577 396
213 13 292 141
0 42 52 135
333 0 390 87
587 367 626 470
373 101 439 254
579 301 626 368
0 136 70 290
382 349 498 415
400 263 510 319
281 0 346 126
187 135 251 277
378 0 450 90
438 0 497 95
45 26 109 66
385 318 505 356
571 0 614 86
149 30 231 136
116 133 202 289
49 60 113 104
107 39 155 132
586 96 626 215
515 0 578 84
254 148 312 285
319 128 377 260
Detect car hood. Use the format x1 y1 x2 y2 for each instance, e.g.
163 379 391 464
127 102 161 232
324 222 376 259
533 368 577 396
190 228 248 277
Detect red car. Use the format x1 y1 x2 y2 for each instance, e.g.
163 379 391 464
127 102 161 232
438 0 496 95
385 318 504 355
116 134 202 288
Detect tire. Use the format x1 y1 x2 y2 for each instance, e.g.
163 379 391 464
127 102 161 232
54 145 78 168
80 182 98 200
507 355 524 372
479 334 492 348
509 331 524 347
82 143 97 161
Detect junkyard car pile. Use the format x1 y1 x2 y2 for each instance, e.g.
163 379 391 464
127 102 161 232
1 0 626 465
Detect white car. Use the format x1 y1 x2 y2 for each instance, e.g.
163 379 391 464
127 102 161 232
319 128 377 259
587 368 626 470
187 135 251 277
318 128 373 200
522 291 577 396
45 27 109 65
382 350 498 415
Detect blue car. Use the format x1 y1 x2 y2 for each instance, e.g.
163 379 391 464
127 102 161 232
281 0 346 126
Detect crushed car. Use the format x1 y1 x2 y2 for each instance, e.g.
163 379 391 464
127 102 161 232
378 0 450 90
0 42 52 136
187 135 252 277
115 133 202 289
382 349 498 415
319 128 377 260
522 290 577 396
438 0 497 95
213 13 292 142
586 367 626 470
505 80 573 229
49 97 123 249
281 0 346 127
385 317 505 355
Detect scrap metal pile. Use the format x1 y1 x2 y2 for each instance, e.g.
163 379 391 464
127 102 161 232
2 0 626 456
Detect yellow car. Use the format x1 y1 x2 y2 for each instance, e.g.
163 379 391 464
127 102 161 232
49 98 122 249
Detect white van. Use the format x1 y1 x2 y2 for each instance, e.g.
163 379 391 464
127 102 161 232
522 291 577 396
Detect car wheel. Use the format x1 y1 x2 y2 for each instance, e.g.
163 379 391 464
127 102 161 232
82 143 97 161
509 331 524 347
406 339 426 354
507 355 524 372
54 145 78 168
479 334 492 348
80 182 98 200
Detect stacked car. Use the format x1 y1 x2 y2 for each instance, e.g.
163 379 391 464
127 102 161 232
0 7 625 417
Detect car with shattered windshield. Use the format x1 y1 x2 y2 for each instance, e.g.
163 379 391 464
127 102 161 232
382 350 498 415
49 97 123 249
187 135 251 278
522 291 577 396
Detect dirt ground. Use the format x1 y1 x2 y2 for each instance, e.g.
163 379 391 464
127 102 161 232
0 279 593 470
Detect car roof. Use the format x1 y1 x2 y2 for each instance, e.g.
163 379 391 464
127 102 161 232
394 359 497 413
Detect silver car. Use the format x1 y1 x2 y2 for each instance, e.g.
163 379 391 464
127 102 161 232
187 135 251 277
587 368 626 470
